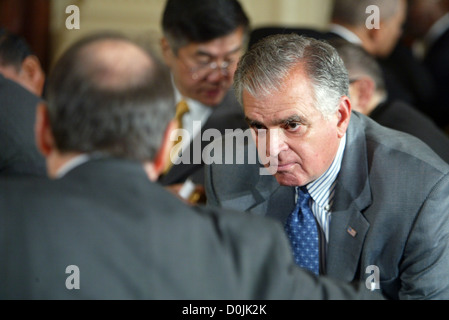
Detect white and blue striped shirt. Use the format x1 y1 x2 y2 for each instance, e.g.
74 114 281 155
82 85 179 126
299 134 346 244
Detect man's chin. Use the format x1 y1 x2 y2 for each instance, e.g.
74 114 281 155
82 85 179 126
273 172 300 187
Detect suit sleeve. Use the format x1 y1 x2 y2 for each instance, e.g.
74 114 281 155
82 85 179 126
399 173 449 299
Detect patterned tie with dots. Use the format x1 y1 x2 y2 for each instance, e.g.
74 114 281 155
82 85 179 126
284 186 319 275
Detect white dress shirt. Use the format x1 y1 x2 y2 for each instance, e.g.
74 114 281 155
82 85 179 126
173 84 213 156
302 134 347 243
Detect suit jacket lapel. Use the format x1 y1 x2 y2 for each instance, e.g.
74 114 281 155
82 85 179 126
326 113 372 281
219 165 296 221
249 174 295 218
220 172 280 216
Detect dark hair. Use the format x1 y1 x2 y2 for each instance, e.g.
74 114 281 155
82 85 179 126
46 32 174 162
162 0 250 53
0 28 33 71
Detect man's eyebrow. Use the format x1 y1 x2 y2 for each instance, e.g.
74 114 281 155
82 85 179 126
275 115 303 125
245 116 263 127
245 115 303 127
195 46 242 59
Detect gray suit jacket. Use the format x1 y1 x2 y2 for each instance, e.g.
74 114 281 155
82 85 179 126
205 112 449 300
0 158 382 300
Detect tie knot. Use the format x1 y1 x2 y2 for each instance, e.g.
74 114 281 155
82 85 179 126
175 100 189 121
298 186 310 198
296 186 311 205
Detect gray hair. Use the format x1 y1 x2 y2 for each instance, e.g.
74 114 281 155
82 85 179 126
46 32 174 162
233 33 349 118
332 0 401 26
331 39 386 96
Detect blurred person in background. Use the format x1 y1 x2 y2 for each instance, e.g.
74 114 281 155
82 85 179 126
331 39 449 163
404 0 449 132
0 27 45 97
157 0 249 203
328 0 437 119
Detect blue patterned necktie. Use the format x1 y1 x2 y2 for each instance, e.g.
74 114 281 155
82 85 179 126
284 186 319 275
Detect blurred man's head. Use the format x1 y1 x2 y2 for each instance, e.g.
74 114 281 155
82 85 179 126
0 28 45 96
36 33 174 179
160 0 250 106
234 34 351 187
331 0 407 57
406 0 449 39
331 39 387 115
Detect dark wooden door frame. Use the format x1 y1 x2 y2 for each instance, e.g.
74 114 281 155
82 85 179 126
0 0 51 73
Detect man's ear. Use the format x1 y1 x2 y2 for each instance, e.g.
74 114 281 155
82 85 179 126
35 103 55 157
160 37 174 66
336 95 352 138
366 25 381 42
21 55 45 96
349 77 376 115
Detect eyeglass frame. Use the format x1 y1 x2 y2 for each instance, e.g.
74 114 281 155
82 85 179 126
175 50 240 80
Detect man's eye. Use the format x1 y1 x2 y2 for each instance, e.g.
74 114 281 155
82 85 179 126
250 123 265 130
196 59 211 67
285 122 301 131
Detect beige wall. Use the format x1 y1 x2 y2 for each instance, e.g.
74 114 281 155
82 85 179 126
50 0 333 67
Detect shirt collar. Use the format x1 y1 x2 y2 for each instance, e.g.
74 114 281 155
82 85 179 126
329 24 363 45
425 12 449 49
172 78 212 122
56 154 90 178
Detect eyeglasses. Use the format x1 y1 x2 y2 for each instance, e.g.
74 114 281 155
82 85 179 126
177 55 236 80
191 61 233 80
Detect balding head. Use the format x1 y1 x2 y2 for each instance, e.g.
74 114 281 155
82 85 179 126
77 38 155 91
45 33 174 162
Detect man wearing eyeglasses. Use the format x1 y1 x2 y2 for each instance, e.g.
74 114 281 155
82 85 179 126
158 0 249 202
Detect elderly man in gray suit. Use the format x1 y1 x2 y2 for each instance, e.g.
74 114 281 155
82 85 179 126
205 34 449 300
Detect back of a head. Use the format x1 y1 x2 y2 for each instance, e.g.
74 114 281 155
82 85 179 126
162 0 250 52
233 33 348 118
331 0 401 26
0 27 33 72
331 39 386 94
46 33 174 162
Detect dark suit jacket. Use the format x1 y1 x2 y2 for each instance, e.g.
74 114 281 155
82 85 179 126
423 27 449 129
205 112 449 300
376 41 437 113
370 99 449 163
0 74 46 176
159 89 247 186
0 158 382 300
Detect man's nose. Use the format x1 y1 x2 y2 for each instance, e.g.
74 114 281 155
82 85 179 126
206 68 228 82
267 128 288 157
